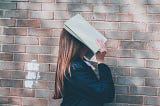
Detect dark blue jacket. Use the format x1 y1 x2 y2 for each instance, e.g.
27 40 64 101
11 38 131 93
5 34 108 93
61 57 115 106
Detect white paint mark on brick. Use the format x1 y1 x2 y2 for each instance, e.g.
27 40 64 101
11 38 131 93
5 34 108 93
24 60 40 88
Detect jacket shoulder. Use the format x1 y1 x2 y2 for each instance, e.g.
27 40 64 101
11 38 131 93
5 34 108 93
70 57 85 70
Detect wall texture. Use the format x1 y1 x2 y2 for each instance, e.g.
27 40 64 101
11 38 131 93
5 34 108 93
0 0 160 106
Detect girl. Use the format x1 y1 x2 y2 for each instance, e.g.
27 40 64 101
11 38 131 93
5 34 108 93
53 29 115 106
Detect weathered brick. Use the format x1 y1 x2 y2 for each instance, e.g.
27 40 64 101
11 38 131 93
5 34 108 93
0 36 14 44
81 0 108 3
0 97 10 104
116 50 131 58
109 0 148 4
35 89 52 98
116 77 145 86
146 14 160 23
2 45 25 53
107 13 133 22
0 79 23 88
0 61 24 70
0 71 11 79
12 71 38 80
148 24 160 32
144 97 160 105
111 67 130 76
68 4 92 12
42 3 67 11
131 50 159 59
0 0 28 1
49 81 54 90
92 22 119 30
120 5 146 14
0 53 13 61
15 36 39 45
31 0 52 2
22 98 48 106
41 20 63 28
26 46 51 54
146 60 160 69
147 5 160 13
131 68 159 78
133 32 160 40
28 28 54 37
0 88 10 96
118 58 145 67
145 78 160 87
51 46 59 56
104 57 117 66
147 41 160 50
5 10 28 19
54 11 72 20
14 54 38 62
0 19 15 26
24 62 50 72
3 27 27 35
10 97 22 105
29 3 41 10
10 88 35 97
56 0 80 2
34 80 50 89
106 39 119 49
0 3 16 9
30 11 53 19
115 85 129 94
116 95 143 104
17 2 41 10
38 72 55 81
49 63 57 72
39 55 57 63
49 99 62 106
17 19 40 27
120 41 146 50
106 31 132 40
148 0 160 4
17 2 29 9
40 37 59 46
120 23 146 31
158 88 160 96
93 5 119 13
130 86 157 96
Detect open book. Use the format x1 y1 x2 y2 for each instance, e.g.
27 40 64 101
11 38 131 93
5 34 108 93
64 14 107 54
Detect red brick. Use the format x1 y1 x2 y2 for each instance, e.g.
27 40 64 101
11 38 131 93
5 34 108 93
28 28 54 37
0 88 10 96
0 53 13 61
39 37 59 46
0 19 15 26
2 45 26 53
0 36 14 44
0 71 11 79
39 55 57 63
23 98 48 106
14 53 38 62
3 28 27 35
10 88 35 97
17 19 41 28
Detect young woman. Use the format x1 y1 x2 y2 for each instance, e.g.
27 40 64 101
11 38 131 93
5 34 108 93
53 29 115 106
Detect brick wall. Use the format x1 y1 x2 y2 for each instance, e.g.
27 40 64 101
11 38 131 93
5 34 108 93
0 0 160 106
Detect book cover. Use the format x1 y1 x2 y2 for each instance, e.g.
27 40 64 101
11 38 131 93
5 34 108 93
64 14 107 54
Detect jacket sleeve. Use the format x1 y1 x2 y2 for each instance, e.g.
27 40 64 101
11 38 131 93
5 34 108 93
65 61 115 103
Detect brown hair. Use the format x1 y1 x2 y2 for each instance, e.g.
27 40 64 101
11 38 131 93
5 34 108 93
53 29 88 99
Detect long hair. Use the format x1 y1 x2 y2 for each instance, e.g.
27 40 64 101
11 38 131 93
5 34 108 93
53 29 88 99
